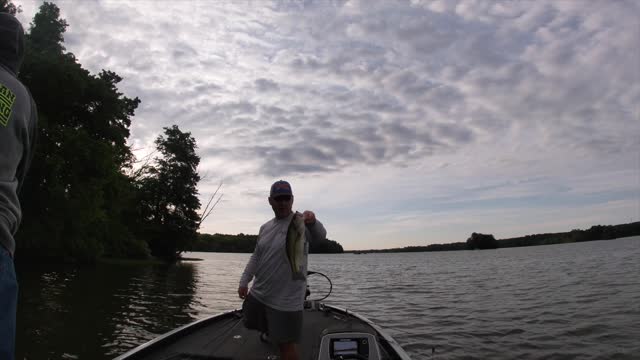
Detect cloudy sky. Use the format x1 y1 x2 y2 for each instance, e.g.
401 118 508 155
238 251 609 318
15 0 640 250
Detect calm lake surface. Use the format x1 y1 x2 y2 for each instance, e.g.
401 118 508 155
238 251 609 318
15 236 640 359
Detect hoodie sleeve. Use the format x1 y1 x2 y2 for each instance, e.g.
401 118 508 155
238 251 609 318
16 95 37 194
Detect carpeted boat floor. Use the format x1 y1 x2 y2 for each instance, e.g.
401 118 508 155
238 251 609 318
129 307 388 360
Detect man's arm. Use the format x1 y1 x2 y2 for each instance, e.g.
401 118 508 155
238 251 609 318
238 227 263 298
303 210 327 242
238 250 258 299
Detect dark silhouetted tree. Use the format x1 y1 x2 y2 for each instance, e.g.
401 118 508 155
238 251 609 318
0 0 20 14
15 2 144 262
466 232 499 250
137 125 201 261
309 238 344 253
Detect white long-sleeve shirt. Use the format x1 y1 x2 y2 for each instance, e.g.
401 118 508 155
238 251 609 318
239 212 327 311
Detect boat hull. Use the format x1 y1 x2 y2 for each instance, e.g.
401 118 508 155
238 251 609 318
115 302 412 360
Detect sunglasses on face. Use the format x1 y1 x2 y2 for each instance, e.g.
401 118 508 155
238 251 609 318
273 195 292 202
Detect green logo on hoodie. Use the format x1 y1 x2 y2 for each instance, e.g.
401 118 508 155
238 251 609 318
0 83 16 127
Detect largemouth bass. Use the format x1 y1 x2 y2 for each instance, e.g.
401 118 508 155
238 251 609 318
286 212 306 280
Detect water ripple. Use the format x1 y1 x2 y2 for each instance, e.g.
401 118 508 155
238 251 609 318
15 236 640 360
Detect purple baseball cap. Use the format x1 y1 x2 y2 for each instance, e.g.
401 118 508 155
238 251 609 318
270 180 293 197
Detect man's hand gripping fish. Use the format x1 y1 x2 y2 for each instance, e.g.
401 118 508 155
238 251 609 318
286 212 306 280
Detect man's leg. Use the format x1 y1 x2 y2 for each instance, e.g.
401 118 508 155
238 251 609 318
265 307 303 360
0 247 18 360
241 294 268 334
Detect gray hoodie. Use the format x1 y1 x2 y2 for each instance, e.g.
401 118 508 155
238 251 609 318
0 13 38 256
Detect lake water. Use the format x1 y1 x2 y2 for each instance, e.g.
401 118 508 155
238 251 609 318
15 236 640 359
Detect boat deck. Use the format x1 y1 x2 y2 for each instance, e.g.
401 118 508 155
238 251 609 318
122 305 401 360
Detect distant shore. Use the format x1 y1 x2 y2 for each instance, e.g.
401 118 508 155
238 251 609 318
344 221 640 254
188 221 639 255
190 232 344 254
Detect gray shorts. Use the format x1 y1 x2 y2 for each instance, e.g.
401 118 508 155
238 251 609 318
242 294 302 344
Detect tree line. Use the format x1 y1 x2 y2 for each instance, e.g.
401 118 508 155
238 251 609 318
497 222 640 248
6 2 202 263
347 222 640 253
191 233 344 254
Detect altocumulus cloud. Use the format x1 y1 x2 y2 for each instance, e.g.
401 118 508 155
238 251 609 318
14 0 639 247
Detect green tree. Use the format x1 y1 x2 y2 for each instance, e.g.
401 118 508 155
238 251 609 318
466 232 499 250
138 125 201 261
309 238 344 254
0 0 19 14
15 2 144 262
27 1 67 54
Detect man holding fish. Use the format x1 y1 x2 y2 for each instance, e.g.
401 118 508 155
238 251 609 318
238 180 327 360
